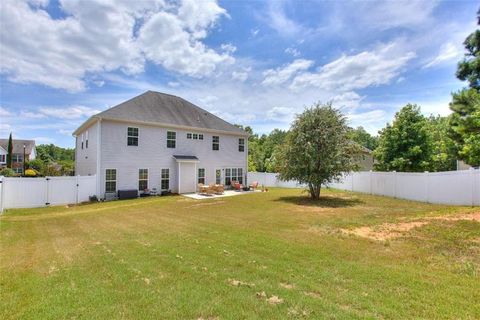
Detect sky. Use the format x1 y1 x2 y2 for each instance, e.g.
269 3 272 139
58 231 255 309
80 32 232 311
0 0 478 148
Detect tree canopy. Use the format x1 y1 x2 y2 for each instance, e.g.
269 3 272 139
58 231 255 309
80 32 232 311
277 102 358 199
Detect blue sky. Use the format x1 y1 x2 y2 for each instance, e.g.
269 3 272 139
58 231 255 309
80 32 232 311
0 0 478 147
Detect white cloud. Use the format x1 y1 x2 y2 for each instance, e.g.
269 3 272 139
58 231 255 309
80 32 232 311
231 67 251 82
221 43 237 54
285 47 301 57
20 111 46 119
168 81 180 87
0 107 13 117
38 106 100 119
57 129 72 136
33 136 55 144
423 42 462 68
291 42 415 91
262 59 314 86
0 0 233 92
265 0 307 37
332 92 364 109
266 106 295 121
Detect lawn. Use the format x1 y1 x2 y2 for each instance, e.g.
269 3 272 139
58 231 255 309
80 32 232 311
1 188 479 319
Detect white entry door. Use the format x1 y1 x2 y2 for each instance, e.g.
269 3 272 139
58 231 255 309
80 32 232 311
178 162 196 193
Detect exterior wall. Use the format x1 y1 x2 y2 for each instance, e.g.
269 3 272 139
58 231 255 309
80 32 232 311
75 120 99 176
98 120 247 195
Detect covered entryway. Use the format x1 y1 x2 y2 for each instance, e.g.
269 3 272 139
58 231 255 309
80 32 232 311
173 155 199 194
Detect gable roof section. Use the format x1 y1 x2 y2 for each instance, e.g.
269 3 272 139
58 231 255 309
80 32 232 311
74 91 247 136
0 139 35 154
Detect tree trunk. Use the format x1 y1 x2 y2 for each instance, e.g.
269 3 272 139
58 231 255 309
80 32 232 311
309 183 321 200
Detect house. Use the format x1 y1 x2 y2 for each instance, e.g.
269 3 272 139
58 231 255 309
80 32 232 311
73 91 249 198
0 139 36 174
357 146 375 171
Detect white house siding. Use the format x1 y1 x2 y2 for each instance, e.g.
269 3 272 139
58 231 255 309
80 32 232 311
99 120 247 195
75 120 98 176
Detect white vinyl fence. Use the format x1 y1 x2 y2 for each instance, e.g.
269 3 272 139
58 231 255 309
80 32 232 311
248 169 480 206
0 175 97 212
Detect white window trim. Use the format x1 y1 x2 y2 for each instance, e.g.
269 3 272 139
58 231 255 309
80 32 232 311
139 168 149 190
127 127 139 146
161 168 170 191
105 169 117 193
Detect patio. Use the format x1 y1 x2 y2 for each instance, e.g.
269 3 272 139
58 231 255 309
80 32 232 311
182 189 261 200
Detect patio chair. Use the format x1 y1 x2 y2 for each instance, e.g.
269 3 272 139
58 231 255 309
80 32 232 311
213 184 224 194
249 181 259 191
233 181 243 191
198 183 209 195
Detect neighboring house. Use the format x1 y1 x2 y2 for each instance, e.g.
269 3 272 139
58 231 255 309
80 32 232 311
0 139 36 174
73 91 249 198
456 160 479 170
356 146 374 171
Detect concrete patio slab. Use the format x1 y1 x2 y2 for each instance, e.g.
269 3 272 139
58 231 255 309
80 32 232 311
182 190 261 200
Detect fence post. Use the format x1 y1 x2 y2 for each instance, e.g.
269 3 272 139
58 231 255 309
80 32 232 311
424 171 429 203
45 177 50 206
393 171 397 198
369 170 373 195
75 175 79 204
0 176 4 214
471 168 475 207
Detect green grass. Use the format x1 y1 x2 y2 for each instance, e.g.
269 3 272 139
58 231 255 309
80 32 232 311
1 188 479 319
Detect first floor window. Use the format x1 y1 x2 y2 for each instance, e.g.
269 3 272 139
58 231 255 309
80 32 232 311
212 136 219 150
225 168 243 185
198 168 205 184
167 131 176 148
127 127 139 146
215 169 221 184
0 154 5 163
13 167 23 174
161 169 170 191
105 169 117 193
139 169 148 190
238 138 245 152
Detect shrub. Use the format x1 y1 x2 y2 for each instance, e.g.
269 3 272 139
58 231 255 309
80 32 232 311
0 168 16 177
24 169 37 177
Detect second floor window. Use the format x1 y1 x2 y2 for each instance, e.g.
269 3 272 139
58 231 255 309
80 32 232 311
239 138 245 152
127 127 139 146
139 169 148 190
85 130 89 149
167 131 176 148
12 154 23 163
212 136 219 150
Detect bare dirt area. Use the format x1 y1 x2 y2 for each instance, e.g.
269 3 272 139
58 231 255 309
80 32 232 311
342 212 480 241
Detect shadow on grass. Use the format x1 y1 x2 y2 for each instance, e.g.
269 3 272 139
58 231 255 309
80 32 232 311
274 195 364 208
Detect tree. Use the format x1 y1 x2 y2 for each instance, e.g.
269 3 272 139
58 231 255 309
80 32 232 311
374 104 432 172
277 102 358 200
449 11 480 166
6 132 13 168
427 115 457 171
347 126 378 151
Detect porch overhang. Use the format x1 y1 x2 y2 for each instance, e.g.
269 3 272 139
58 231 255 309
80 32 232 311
173 155 199 163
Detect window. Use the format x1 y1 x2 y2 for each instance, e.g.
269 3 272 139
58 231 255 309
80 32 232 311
199 134 204 140
239 138 245 152
198 168 205 184
127 127 139 146
81 134 84 149
212 136 219 150
193 133 198 140
215 169 221 185
167 131 176 148
187 133 192 139
105 169 117 193
12 154 23 163
187 133 203 141
139 169 148 190
0 154 5 163
225 167 243 185
13 168 23 174
161 169 170 191
86 130 89 149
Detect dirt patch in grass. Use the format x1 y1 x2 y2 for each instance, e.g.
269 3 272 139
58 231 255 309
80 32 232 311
188 201 226 208
342 212 480 241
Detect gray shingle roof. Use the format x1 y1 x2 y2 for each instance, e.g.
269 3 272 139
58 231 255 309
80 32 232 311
0 139 35 154
94 91 247 135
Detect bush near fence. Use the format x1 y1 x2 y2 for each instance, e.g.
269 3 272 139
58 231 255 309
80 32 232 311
247 170 480 206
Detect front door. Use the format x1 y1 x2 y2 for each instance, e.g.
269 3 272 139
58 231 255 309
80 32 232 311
178 162 196 193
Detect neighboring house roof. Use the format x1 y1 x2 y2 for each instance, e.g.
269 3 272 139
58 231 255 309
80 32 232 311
0 139 35 154
73 91 248 136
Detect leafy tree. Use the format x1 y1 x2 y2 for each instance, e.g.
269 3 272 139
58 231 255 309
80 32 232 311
26 159 45 172
277 102 358 200
36 144 74 163
6 132 13 168
374 104 432 172
347 126 378 151
449 11 480 166
427 115 457 171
